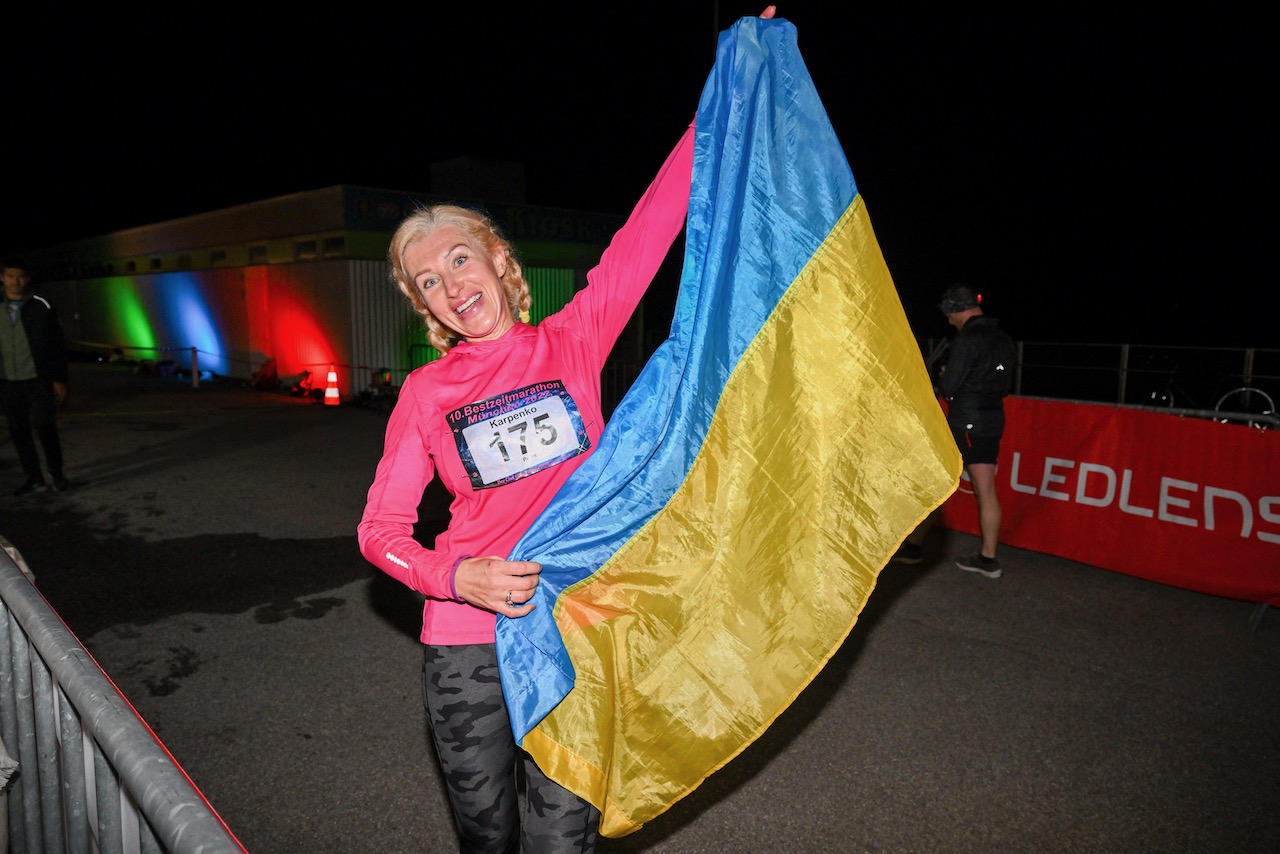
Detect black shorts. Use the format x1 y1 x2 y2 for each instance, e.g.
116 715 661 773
951 425 1001 466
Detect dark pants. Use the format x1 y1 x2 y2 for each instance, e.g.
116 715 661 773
422 643 600 854
0 378 63 480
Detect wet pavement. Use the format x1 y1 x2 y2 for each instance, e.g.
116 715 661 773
2 361 1277 853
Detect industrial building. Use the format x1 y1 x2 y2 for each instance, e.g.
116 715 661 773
17 170 657 402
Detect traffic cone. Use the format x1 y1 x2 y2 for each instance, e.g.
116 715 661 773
324 365 340 406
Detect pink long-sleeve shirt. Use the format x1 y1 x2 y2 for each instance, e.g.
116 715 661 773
358 126 694 645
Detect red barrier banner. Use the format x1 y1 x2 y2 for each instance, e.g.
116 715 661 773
940 397 1280 606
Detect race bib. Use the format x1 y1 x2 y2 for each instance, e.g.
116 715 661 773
446 380 591 489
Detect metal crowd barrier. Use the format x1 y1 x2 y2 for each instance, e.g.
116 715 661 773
1 538 245 854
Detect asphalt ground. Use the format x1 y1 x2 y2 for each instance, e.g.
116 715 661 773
2 360 1277 853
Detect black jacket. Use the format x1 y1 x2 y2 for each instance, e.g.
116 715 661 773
938 314 1016 434
5 294 70 384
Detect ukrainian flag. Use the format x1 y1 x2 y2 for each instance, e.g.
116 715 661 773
498 16 960 838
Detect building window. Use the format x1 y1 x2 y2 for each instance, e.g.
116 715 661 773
249 244 268 265
211 249 228 266
295 240 318 260
126 260 137 273
322 236 346 257
150 257 163 271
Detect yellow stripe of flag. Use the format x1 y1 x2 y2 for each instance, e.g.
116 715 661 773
527 195 959 836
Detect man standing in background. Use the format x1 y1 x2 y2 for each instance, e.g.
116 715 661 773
936 285 1017 577
1 259 70 495
892 285 1017 576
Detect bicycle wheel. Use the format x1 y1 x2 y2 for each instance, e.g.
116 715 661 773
1214 387 1276 429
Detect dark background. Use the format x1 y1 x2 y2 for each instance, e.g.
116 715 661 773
2 3 1271 346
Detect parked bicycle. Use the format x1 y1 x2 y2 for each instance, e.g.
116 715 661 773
1214 386 1276 430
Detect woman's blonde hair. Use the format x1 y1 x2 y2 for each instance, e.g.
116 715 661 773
388 205 531 354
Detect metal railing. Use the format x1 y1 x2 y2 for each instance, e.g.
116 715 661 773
1 539 245 854
921 339 1280 429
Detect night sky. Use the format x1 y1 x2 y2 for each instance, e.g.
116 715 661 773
3 3 1270 347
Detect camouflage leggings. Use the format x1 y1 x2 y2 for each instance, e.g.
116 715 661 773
422 644 600 854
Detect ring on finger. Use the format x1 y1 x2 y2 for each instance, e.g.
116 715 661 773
505 591 513 606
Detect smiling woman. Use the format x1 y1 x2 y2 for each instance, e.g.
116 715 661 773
358 88 702 854
407 227 514 344
351 15 782 853
389 206 530 352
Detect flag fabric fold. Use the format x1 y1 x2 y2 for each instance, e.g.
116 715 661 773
497 16 960 838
